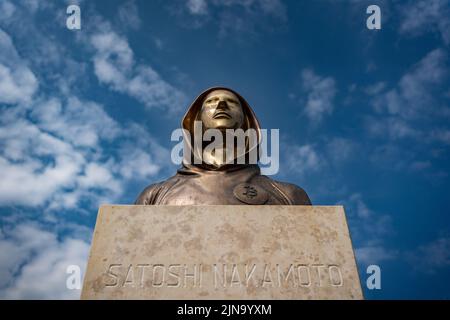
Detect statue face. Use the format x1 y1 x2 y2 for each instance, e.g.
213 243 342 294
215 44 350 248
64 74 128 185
200 90 244 130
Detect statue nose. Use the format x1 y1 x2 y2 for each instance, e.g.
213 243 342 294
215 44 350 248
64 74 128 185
217 100 228 109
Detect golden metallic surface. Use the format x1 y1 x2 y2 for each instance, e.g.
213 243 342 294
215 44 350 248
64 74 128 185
135 87 311 205
201 89 244 131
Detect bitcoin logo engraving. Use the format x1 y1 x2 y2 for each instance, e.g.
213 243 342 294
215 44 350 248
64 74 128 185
233 183 268 205
242 185 258 199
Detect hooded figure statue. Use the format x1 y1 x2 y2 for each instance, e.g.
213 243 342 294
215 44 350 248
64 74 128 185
135 87 311 205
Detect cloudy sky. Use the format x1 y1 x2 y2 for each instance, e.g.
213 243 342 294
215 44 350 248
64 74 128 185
0 0 449 299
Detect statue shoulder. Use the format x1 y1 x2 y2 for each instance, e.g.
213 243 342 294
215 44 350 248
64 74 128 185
134 182 165 205
270 178 312 205
135 175 182 205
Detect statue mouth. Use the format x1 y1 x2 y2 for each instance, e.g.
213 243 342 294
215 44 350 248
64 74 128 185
213 112 231 119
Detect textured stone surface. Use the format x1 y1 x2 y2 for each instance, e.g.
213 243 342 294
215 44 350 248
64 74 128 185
81 205 363 300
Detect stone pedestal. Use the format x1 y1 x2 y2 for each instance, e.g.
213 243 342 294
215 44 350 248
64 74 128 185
81 205 363 299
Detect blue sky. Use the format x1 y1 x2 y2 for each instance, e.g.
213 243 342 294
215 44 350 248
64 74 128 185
0 0 449 299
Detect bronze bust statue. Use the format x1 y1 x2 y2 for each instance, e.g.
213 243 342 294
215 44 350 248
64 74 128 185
135 87 311 205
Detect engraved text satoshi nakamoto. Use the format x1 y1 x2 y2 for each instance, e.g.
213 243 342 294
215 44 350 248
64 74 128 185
103 263 344 288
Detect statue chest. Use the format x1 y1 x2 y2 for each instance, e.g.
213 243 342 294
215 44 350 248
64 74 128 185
155 175 278 205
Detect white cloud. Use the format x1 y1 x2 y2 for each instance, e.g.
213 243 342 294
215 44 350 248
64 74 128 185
340 194 395 266
117 0 142 30
2 3 185 114
178 0 287 38
20 0 46 13
283 136 358 183
399 0 450 45
0 223 89 299
286 144 322 178
117 147 160 180
355 245 396 265
0 0 16 21
0 28 38 104
0 96 167 210
364 82 386 96
0 224 54 288
366 117 420 140
396 49 447 116
301 69 337 123
78 163 121 193
0 25 172 209
0 2 83 83
407 236 450 274
346 193 393 238
372 49 447 120
187 0 208 15
0 97 168 209
0 118 85 206
30 97 120 148
90 30 185 113
0 91 126 208
367 49 450 152
184 0 286 17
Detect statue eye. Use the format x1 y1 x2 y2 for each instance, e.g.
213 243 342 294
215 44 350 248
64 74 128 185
205 97 220 105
